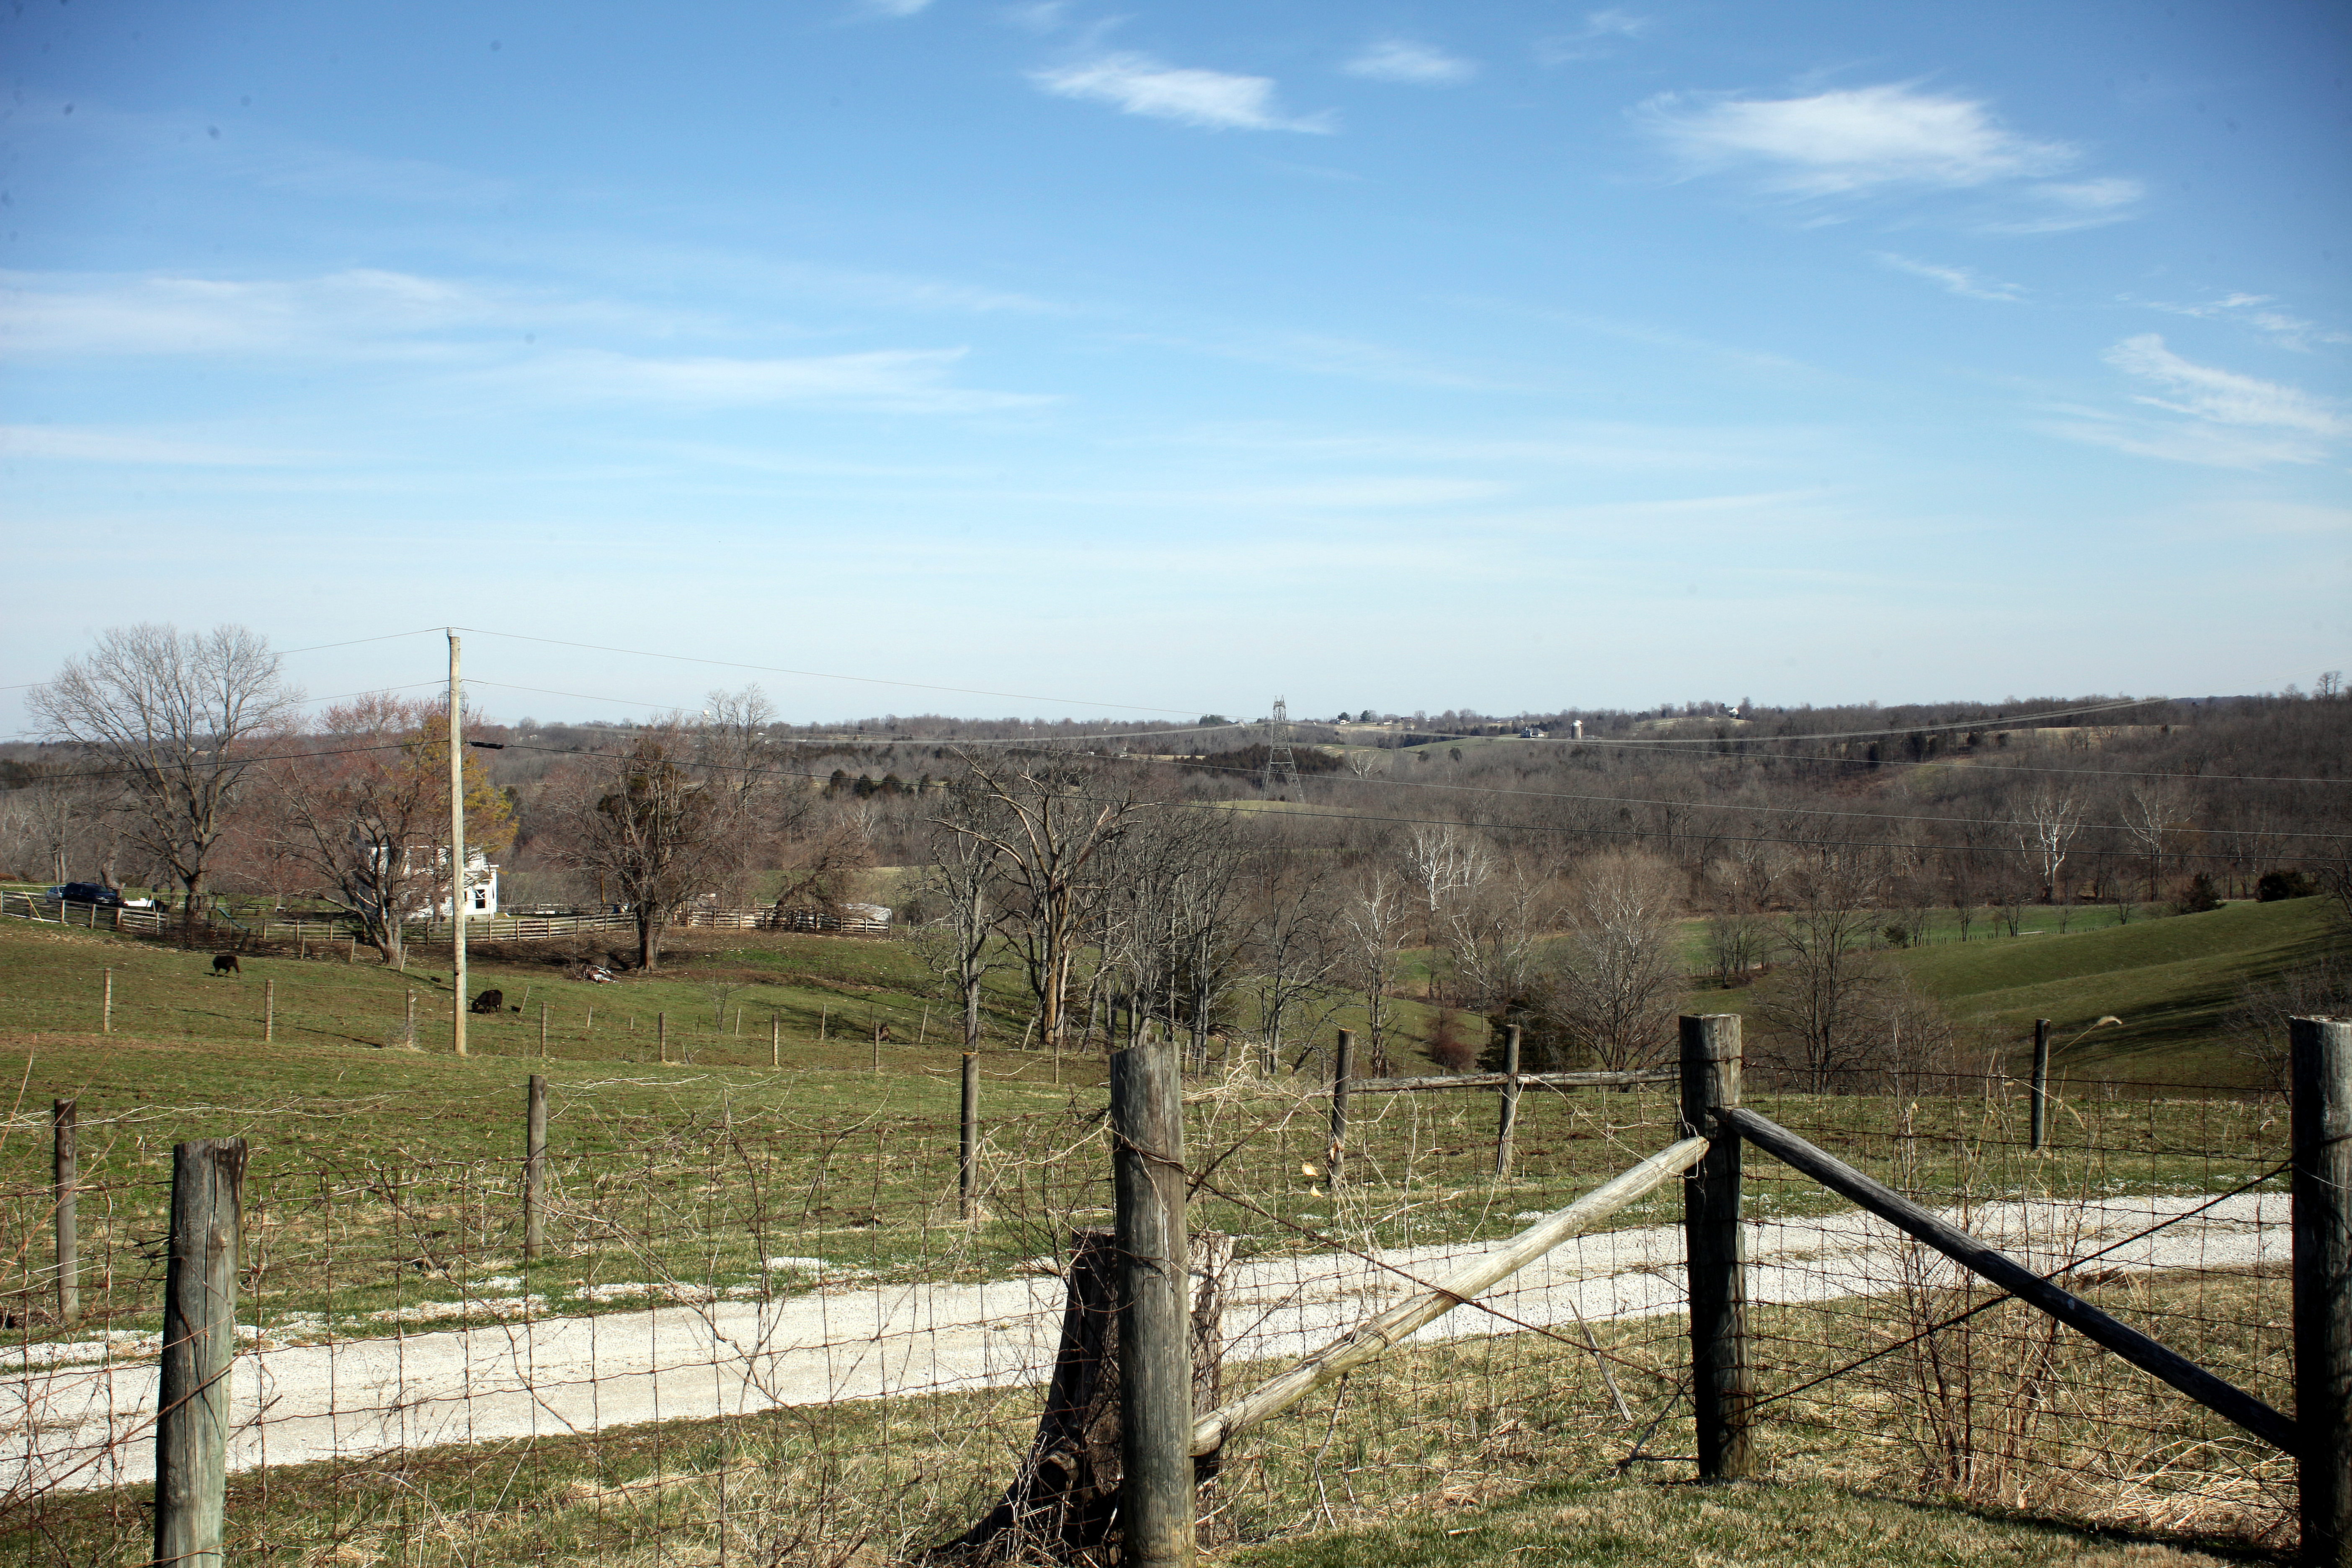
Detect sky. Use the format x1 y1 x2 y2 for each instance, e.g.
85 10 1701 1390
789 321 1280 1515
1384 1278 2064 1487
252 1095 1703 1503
2 0 2347 730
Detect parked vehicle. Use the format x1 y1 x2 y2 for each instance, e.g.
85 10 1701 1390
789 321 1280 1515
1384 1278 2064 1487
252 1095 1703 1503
48 882 126 908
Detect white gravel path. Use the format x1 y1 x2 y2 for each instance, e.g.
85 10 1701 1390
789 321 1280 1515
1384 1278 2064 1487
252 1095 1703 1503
0 1189 2285 1498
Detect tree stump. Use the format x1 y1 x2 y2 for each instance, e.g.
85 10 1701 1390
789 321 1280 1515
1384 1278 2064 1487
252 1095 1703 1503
941 1227 1229 1562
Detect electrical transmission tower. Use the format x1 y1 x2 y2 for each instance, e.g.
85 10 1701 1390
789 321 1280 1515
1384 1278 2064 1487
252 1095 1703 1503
1262 696 1300 794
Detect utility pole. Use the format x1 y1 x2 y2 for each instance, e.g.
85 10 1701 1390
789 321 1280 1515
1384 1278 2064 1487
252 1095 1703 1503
449 630 468 1058
1261 696 1300 795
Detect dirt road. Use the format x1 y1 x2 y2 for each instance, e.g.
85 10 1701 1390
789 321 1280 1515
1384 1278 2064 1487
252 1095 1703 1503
1 1189 2283 1498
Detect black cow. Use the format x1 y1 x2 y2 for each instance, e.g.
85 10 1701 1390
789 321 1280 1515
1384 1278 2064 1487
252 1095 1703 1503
211 953 242 977
469 988 505 1014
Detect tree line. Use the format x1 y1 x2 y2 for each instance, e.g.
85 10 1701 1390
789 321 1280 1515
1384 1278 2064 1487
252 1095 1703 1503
5 623 2346 1085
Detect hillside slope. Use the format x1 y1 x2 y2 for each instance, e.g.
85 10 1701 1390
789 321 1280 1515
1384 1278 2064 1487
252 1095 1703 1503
1895 895 2343 1084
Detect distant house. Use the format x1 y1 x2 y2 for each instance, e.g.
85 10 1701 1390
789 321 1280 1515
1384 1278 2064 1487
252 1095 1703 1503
366 838 502 920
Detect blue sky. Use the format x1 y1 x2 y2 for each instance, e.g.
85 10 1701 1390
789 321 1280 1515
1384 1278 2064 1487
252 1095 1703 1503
3 0 2346 728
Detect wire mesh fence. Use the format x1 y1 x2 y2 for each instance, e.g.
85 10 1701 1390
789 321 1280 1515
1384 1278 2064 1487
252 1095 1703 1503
0 1054 2304 1563
1738 1066 2295 1549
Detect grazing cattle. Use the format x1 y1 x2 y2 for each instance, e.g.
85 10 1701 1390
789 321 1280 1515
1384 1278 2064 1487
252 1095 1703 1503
469 988 505 1015
211 953 242 977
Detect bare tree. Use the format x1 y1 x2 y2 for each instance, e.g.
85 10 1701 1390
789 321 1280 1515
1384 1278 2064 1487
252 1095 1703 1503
941 753 1146 1053
1240 836 1344 1073
1338 867 1411 1076
919 779 1012 1049
2012 786 2082 904
251 696 514 966
549 722 732 970
1436 853 1554 1016
0 758 118 886
695 684 793 903
2121 781 2185 905
1093 807 1251 1069
1754 853 1892 1092
27 624 301 929
1545 850 1684 1071
1404 821 1492 918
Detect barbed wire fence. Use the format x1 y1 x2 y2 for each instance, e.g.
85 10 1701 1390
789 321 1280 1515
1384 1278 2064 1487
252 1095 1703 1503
0 1019 2338 1565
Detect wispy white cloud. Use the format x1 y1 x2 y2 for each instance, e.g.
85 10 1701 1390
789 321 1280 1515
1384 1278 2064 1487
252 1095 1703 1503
2038 414 2328 469
520 348 1052 413
0 425 322 467
2043 335 2343 468
1343 40 1476 87
1031 54 1333 133
1637 83 2074 195
851 0 932 18
1979 177 2146 233
1872 252 2026 302
1119 328 1537 392
999 1 1070 31
0 268 689 357
2137 291 2349 351
1537 10 1651 64
2105 334 2344 436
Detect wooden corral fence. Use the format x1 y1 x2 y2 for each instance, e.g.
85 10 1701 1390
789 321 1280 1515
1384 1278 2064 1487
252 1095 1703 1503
0 890 171 935
0 892 893 944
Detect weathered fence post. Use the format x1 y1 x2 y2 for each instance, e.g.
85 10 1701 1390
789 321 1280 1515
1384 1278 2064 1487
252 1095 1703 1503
263 977 274 1044
156 1137 247 1568
1495 1023 1522 1178
2030 1017 2051 1151
959 1051 980 1220
101 967 112 1034
524 1073 547 1263
1112 1027 1194 1566
53 1099 77 1323
2293 1015 2351 1568
1680 1013 1751 1481
658 1011 668 1064
771 1014 780 1068
539 1004 549 1058
1328 1029 1353 1188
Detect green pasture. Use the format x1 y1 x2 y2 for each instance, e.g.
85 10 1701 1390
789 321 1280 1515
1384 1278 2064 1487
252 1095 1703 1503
1692 895 2343 1086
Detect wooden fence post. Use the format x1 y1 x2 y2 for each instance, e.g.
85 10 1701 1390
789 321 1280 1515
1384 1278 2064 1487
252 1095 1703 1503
658 1011 668 1064
959 1051 980 1220
1680 1014 1751 1481
539 1004 549 1059
2293 1015 2351 1568
1328 1029 1353 1188
525 1073 547 1263
771 1014 780 1068
2030 1018 2051 1151
263 978 274 1044
53 1100 77 1323
1111 1027 1194 1567
1495 1023 1522 1178
156 1137 247 1568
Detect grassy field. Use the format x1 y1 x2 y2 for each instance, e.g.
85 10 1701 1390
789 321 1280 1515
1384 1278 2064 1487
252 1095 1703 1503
1689 895 2344 1086
0 905 2305 1565
0 904 2298 1363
